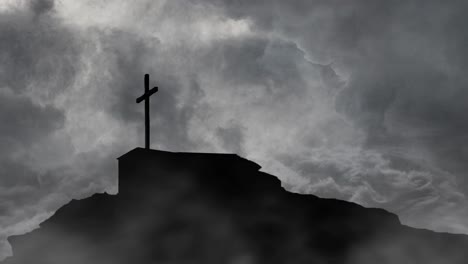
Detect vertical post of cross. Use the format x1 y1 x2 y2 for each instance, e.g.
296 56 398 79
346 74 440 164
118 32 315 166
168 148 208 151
144 74 150 149
136 74 159 149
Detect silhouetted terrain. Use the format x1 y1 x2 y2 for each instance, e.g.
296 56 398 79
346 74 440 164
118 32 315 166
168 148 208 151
4 148 468 263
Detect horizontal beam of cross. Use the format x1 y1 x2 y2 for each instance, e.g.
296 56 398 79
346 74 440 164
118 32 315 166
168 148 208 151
136 87 158 104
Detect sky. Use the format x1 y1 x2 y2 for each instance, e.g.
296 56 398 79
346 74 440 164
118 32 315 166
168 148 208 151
1 0 468 259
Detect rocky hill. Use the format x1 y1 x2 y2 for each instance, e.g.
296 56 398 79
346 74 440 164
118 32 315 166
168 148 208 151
4 148 468 263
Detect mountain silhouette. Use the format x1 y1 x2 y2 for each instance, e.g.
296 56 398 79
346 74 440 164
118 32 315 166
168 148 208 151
4 148 468 263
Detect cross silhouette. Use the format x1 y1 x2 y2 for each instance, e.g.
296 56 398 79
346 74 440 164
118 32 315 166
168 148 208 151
136 74 158 149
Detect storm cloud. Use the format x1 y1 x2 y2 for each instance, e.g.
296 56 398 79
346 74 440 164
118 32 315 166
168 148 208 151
1 0 468 260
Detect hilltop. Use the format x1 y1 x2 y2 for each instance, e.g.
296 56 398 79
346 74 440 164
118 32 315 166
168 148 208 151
4 148 468 263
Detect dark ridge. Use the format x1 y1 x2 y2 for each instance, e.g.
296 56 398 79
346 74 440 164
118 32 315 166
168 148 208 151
4 148 468 263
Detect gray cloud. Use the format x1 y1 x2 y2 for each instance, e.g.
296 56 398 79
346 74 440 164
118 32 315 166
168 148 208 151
88 29 202 151
0 91 64 157
30 0 53 16
0 1 78 257
0 0 107 258
1 0 468 260
198 0 468 232
0 2 80 99
0 1 216 258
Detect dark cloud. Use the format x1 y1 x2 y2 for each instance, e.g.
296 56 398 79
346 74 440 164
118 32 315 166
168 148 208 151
205 36 311 101
0 92 64 155
0 2 81 98
79 29 206 151
0 1 213 258
2 0 468 260
0 0 85 258
30 0 54 16
198 0 468 232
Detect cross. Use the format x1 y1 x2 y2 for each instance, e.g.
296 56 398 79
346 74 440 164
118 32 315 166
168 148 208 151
136 74 158 149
